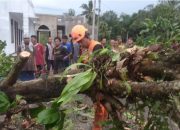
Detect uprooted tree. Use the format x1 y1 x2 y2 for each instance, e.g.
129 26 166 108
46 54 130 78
0 45 180 130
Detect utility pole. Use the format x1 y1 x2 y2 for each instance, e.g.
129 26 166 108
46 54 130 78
92 0 96 39
97 0 101 40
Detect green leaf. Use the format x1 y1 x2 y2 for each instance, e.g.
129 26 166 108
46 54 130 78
80 71 97 92
0 91 10 114
29 105 46 118
58 69 94 104
112 53 120 62
59 88 82 105
45 111 65 130
15 94 23 102
60 63 91 81
37 108 60 125
61 69 92 95
99 48 109 55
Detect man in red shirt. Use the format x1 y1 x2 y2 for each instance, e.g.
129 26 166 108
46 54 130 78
31 35 45 77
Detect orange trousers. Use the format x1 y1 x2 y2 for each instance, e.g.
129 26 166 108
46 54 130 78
92 102 108 130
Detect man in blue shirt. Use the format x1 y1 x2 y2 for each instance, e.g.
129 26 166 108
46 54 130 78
62 35 72 67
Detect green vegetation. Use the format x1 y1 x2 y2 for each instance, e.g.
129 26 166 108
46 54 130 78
0 40 14 78
98 0 180 45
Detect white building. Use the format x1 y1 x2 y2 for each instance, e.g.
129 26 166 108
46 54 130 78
0 0 36 54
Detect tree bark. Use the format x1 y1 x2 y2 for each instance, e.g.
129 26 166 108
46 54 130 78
105 79 180 98
1 76 67 102
0 51 30 88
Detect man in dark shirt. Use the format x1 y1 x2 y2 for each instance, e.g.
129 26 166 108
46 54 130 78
53 37 68 74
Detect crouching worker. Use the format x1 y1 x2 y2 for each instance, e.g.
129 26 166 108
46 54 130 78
70 25 108 130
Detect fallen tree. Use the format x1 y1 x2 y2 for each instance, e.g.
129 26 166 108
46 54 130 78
0 46 180 129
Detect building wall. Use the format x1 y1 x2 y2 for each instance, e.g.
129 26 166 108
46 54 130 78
58 15 98 40
0 0 36 54
29 18 36 36
35 14 58 39
58 15 86 37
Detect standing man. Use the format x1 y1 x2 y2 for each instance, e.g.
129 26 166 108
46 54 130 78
31 35 45 78
71 25 106 130
45 37 54 74
126 37 134 48
53 37 69 74
100 37 107 48
61 35 72 67
17 34 36 81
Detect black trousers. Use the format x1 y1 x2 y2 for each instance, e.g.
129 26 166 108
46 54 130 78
54 60 64 74
47 60 54 71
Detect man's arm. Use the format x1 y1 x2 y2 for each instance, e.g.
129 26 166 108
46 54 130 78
41 44 46 65
33 47 37 71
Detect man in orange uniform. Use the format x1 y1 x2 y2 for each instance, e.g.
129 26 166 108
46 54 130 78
71 25 108 130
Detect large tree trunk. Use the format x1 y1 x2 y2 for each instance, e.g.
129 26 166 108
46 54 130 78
1 76 180 102
0 50 179 101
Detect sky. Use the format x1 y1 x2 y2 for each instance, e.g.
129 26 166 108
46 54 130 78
32 0 159 16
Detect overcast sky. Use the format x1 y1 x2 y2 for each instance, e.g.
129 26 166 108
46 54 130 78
32 0 158 16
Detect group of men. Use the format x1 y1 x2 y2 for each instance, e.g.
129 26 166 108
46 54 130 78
17 34 79 81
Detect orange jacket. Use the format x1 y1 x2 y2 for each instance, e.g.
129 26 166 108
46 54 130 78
88 40 101 54
82 40 101 64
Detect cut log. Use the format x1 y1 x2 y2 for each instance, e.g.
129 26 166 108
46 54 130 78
2 76 67 102
0 51 30 88
106 79 180 98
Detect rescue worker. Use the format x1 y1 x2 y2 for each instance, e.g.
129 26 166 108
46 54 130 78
71 25 108 130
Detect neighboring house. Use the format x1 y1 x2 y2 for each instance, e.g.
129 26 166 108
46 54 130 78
0 0 36 54
36 14 98 44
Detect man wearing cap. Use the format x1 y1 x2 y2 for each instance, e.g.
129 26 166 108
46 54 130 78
17 34 36 81
71 25 102 55
71 25 107 130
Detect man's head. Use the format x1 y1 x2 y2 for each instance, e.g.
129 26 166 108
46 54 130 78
114 40 119 47
48 37 53 44
23 34 30 45
31 35 37 45
62 35 68 44
127 37 134 47
110 39 115 47
54 37 61 47
71 25 90 48
100 37 106 46
79 32 91 48
116 36 122 45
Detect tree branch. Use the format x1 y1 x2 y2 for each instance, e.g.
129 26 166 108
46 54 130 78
0 51 30 88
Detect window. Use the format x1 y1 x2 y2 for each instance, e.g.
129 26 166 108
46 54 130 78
20 30 23 45
18 29 20 45
14 21 18 51
11 19 14 43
